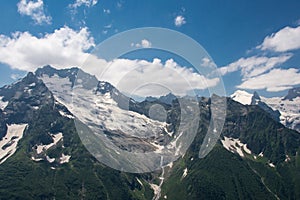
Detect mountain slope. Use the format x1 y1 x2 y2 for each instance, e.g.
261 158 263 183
161 97 300 200
231 90 300 133
0 71 151 199
0 66 299 199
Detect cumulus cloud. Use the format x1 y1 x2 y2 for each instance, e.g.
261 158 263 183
218 54 292 79
174 15 186 27
69 0 98 8
89 58 219 97
218 25 300 93
131 39 152 48
0 27 218 97
0 26 94 71
17 0 51 24
237 68 300 92
258 26 300 52
201 57 216 68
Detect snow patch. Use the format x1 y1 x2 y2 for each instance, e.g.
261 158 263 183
221 136 252 157
59 110 74 119
150 183 160 199
31 156 43 162
59 153 71 164
285 155 291 162
182 168 188 179
166 161 173 168
0 124 27 164
136 178 143 186
32 106 39 110
268 162 275 168
0 96 8 110
46 155 55 163
35 133 63 154
29 83 36 87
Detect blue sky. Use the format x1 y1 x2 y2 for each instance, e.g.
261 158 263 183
0 0 300 98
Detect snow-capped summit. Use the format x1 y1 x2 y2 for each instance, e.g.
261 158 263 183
35 66 171 154
231 89 300 133
230 90 253 105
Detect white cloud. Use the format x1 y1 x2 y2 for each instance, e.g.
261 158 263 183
174 15 186 27
103 9 111 14
104 24 112 29
218 54 292 79
201 57 216 68
0 27 218 97
17 0 51 24
10 74 22 80
258 26 300 52
69 0 98 8
131 39 152 48
116 1 123 9
237 68 300 92
0 26 94 71
89 58 219 97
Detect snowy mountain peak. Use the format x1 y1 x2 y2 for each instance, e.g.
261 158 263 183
158 93 177 105
231 88 300 133
283 87 300 101
230 90 253 105
35 66 172 157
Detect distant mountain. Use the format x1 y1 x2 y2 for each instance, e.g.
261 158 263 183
230 90 253 105
231 89 300 133
0 66 300 199
145 93 177 105
283 87 300 101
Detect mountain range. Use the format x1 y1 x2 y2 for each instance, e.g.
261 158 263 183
0 65 299 199
231 89 300 133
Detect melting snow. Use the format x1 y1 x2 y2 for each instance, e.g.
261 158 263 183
166 161 173 168
31 156 43 162
29 83 36 87
182 168 188 179
40 74 166 139
136 178 143 186
46 155 55 163
0 124 27 164
35 133 63 154
285 155 291 162
258 152 264 157
268 162 275 168
0 96 8 110
59 153 71 164
221 136 252 157
39 74 171 160
59 110 74 119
